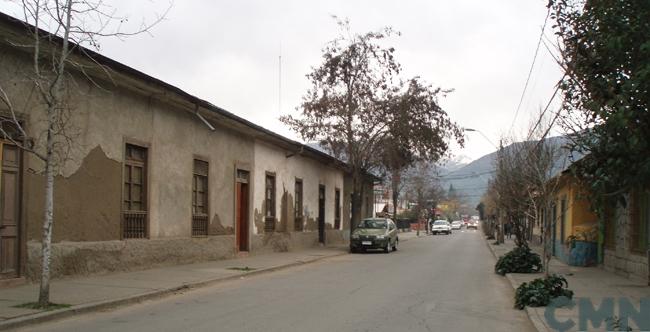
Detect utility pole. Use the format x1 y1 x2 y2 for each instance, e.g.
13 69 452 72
497 139 505 244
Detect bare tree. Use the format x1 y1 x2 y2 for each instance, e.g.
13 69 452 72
402 162 444 221
520 115 566 276
0 0 168 308
484 110 567 274
491 138 532 246
480 182 499 238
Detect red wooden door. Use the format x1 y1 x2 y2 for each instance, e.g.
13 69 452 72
236 182 249 251
318 185 325 244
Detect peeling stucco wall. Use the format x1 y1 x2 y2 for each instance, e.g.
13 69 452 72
25 146 122 242
208 213 234 235
252 140 346 236
2 44 256 241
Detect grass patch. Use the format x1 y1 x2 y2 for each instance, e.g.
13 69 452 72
13 302 71 311
227 266 256 272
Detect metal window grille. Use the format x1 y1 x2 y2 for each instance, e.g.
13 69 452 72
123 144 147 239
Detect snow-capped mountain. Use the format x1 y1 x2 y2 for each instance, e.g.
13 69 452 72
437 154 473 173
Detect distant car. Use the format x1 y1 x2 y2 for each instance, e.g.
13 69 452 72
431 220 451 235
451 221 462 230
467 220 478 230
350 218 398 253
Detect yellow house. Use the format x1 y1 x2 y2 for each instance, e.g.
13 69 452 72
549 172 599 266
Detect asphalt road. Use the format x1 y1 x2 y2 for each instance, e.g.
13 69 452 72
17 229 535 332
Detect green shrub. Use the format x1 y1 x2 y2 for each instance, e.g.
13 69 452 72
494 245 542 275
514 274 574 310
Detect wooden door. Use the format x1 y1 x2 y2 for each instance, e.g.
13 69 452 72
0 144 21 279
236 170 249 252
318 185 325 244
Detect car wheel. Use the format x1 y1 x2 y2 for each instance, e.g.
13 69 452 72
383 242 390 253
349 247 356 253
392 238 398 251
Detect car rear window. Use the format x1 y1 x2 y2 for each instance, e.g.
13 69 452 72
358 219 387 229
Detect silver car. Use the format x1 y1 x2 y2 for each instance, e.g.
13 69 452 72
451 221 462 230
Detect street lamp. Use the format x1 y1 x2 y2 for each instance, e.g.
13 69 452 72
464 128 498 149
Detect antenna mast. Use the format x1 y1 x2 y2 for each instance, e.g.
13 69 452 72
279 42 282 115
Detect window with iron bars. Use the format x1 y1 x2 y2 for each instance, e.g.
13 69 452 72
295 179 303 231
192 159 209 236
265 173 276 232
123 143 148 239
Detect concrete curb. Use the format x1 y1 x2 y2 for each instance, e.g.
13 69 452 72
505 273 518 289
506 274 551 332
486 237 551 332
525 307 552 332
485 237 499 260
0 250 347 331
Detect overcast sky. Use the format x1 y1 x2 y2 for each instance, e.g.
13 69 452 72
1 0 563 162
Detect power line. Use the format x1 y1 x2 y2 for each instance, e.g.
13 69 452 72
525 83 561 141
509 6 551 134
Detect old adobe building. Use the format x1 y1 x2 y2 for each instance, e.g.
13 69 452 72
0 12 374 282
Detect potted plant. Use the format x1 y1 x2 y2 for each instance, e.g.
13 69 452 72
565 225 598 266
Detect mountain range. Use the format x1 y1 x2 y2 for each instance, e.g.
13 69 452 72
437 135 577 209
308 136 579 210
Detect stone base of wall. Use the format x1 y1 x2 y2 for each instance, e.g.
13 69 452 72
27 230 350 281
26 236 237 281
604 248 649 282
325 229 346 245
250 230 348 255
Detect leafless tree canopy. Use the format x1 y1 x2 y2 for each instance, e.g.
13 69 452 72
484 112 566 274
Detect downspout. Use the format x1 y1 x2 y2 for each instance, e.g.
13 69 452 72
194 104 216 131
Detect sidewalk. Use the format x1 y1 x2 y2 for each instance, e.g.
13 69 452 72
487 237 650 332
0 232 421 330
0 246 351 330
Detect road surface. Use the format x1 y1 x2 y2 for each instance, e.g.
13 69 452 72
16 229 534 332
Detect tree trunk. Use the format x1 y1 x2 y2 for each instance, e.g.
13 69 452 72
497 215 504 244
513 215 528 248
391 168 400 220
38 133 54 307
350 170 364 234
543 202 552 277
